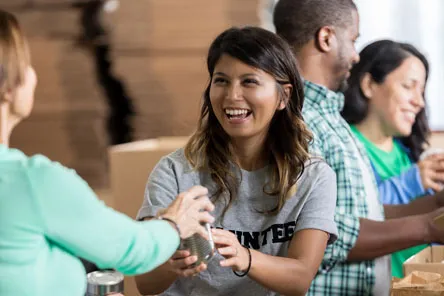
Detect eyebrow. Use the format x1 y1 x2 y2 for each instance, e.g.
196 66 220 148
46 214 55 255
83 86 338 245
213 72 260 78
407 77 423 84
213 72 227 77
406 77 426 89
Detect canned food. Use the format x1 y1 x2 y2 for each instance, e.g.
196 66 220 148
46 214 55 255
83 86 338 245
86 270 124 296
180 223 215 267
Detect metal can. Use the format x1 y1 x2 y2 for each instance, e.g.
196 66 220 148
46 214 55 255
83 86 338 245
85 270 124 296
180 223 215 267
420 147 444 160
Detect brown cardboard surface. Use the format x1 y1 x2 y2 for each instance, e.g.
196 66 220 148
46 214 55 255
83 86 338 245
391 271 444 296
109 136 189 219
404 246 444 277
108 136 189 296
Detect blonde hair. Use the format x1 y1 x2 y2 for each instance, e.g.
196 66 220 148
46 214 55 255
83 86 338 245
0 10 30 100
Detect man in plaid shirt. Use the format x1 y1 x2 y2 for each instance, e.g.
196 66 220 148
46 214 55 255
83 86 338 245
274 0 444 295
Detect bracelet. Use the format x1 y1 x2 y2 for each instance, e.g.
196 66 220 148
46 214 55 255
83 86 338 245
233 247 251 277
157 216 182 239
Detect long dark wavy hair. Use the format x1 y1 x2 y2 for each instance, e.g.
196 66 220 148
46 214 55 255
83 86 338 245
342 40 430 161
184 26 312 216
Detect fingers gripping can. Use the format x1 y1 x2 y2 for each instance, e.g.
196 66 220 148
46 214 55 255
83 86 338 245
420 148 444 160
420 148 444 189
180 223 215 267
86 270 124 296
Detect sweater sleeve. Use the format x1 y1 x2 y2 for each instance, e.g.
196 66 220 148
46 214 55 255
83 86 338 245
375 164 426 205
27 156 179 276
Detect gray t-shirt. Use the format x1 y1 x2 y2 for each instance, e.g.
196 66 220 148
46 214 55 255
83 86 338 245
137 149 338 296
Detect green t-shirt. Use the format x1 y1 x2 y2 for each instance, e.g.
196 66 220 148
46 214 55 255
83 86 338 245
350 125 428 278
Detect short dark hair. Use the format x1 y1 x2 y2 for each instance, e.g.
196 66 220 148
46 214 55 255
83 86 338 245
273 0 357 51
342 40 430 161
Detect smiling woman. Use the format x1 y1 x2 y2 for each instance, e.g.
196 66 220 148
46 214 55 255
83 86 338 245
342 39 444 278
209 54 287 145
135 26 339 296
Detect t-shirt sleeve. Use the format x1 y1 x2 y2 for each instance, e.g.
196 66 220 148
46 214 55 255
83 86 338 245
295 161 338 244
377 164 426 204
27 156 180 276
137 156 179 220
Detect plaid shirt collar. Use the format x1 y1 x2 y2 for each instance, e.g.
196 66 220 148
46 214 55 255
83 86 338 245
303 80 345 113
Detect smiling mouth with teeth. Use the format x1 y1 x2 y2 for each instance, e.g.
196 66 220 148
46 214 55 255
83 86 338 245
224 108 252 119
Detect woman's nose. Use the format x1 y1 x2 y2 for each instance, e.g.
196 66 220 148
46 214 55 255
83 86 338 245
225 83 242 101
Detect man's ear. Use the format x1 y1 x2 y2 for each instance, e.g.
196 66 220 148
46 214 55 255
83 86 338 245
277 84 292 110
360 73 375 99
315 26 336 53
0 89 14 103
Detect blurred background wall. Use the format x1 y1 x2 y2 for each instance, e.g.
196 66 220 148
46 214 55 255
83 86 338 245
3 0 261 189
261 0 444 132
3 0 444 191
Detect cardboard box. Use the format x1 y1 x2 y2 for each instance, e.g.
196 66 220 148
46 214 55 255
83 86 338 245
109 136 190 219
404 246 444 277
391 271 444 296
108 136 189 296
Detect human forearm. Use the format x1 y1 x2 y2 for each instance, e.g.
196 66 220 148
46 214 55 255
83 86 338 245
384 194 438 219
213 228 326 295
135 247 210 295
247 250 316 296
347 216 426 261
135 262 178 295
34 164 181 275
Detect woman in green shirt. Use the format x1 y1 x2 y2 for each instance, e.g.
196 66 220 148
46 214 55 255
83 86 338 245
0 9 215 296
342 40 444 278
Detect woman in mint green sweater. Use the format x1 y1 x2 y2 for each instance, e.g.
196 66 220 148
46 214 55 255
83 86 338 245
0 9 215 296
